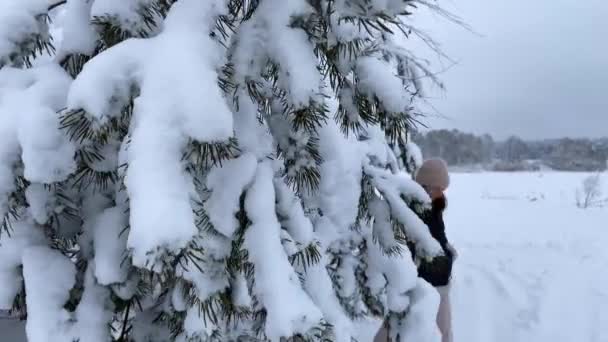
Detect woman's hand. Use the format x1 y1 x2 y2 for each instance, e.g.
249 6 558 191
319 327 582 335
446 243 458 260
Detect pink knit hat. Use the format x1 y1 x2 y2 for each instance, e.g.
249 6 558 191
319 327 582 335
415 158 450 191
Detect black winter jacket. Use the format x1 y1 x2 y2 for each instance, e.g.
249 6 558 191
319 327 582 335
417 200 454 287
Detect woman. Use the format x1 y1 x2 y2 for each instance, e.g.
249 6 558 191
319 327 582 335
373 158 456 342
415 158 456 342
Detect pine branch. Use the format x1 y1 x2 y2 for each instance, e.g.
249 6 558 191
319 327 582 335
118 301 131 342
183 138 240 171
48 1 67 12
1 175 29 237
59 53 94 79
288 241 322 272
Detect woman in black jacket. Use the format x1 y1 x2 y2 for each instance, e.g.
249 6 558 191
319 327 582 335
373 159 457 342
415 158 456 342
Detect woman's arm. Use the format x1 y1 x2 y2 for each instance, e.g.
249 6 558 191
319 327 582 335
427 212 455 259
429 213 448 246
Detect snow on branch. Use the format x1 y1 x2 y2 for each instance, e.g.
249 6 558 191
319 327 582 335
364 162 441 256
0 0 52 67
244 161 323 340
67 0 235 268
22 247 75 342
0 65 75 223
55 0 97 60
356 56 410 114
333 0 416 17
90 0 159 35
0 222 45 310
204 153 258 238
73 264 113 342
92 206 129 285
231 0 322 109
389 279 442 342
0 0 451 339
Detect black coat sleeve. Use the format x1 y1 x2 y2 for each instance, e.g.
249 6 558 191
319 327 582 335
425 210 451 257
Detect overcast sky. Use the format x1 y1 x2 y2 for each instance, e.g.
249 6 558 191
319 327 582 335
409 0 608 140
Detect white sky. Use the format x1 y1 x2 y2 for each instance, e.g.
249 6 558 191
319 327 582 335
408 0 608 140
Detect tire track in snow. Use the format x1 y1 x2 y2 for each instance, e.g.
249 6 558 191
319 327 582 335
451 247 544 342
452 242 605 342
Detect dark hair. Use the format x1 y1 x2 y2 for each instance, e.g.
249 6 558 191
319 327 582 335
432 195 447 212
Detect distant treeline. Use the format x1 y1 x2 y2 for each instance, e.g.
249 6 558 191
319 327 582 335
412 130 608 171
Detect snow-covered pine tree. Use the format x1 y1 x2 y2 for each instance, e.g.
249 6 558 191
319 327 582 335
0 0 448 341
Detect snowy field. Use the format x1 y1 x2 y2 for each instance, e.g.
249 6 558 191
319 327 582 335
449 172 608 342
359 171 608 342
2 172 607 342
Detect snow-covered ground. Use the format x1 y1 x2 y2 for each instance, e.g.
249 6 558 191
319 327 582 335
359 171 608 342
2 172 607 341
448 172 608 342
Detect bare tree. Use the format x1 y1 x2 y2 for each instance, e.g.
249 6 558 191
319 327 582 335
576 174 603 208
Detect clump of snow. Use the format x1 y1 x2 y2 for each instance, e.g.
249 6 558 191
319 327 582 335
139 0 233 143
366 235 418 312
232 91 273 158
393 280 441 342
303 256 353 342
17 104 76 183
0 64 76 186
111 273 138 301
334 253 358 301
274 178 314 246
92 206 129 285
66 39 144 119
91 0 157 34
91 0 149 19
0 221 45 309
314 119 363 242
204 153 257 237
73 264 113 342
406 141 423 172
369 197 400 254
0 0 49 65
244 161 323 340
179 305 215 340
125 123 197 268
0 64 75 234
22 246 75 342
0 140 18 224
171 281 187 312
231 272 252 308
231 0 321 108
328 13 372 48
360 124 400 169
356 56 409 113
78 194 113 258
176 253 229 303
55 0 97 60
25 183 53 225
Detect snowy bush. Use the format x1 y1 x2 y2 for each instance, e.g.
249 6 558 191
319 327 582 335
576 174 603 209
0 0 447 341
